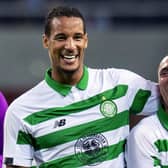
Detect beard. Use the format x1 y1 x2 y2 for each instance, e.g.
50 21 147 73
57 64 81 76
61 68 78 74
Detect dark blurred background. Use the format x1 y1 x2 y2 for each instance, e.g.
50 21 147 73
1 0 168 104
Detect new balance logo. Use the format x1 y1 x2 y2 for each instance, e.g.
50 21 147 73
53 119 66 128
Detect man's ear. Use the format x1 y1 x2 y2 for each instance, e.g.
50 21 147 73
42 34 49 48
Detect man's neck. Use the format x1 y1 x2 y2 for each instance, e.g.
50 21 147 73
51 67 83 86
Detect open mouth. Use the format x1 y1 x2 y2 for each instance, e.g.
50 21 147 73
63 55 76 59
61 55 78 63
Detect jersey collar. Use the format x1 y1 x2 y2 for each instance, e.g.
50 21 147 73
45 66 88 96
157 104 168 131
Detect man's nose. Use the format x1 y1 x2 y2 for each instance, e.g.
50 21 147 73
65 38 76 50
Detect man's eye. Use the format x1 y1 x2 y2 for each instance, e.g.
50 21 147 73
74 34 83 41
54 35 66 41
160 69 168 76
74 36 82 41
161 72 168 75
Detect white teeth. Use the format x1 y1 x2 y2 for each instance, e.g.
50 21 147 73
64 55 76 59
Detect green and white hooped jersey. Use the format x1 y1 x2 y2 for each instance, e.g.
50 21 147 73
3 66 159 168
126 105 168 168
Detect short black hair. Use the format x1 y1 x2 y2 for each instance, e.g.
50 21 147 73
44 6 86 37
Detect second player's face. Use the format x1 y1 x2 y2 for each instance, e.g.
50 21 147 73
43 16 88 74
158 56 168 107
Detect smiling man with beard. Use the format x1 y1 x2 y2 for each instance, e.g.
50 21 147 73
3 6 159 168
43 13 87 85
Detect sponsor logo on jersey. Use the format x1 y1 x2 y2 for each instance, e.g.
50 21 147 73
100 100 117 117
53 119 66 128
74 133 109 166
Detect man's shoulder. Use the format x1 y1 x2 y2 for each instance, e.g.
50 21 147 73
88 67 151 86
88 67 122 77
130 114 158 138
135 114 157 128
88 67 143 78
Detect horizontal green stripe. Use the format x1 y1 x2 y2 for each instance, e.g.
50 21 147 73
17 131 34 146
24 85 128 125
18 110 128 150
39 140 126 168
33 110 128 150
130 89 151 114
154 139 168 152
152 156 168 168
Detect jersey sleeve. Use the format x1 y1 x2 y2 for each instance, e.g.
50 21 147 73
3 104 34 167
124 70 159 115
125 118 158 168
